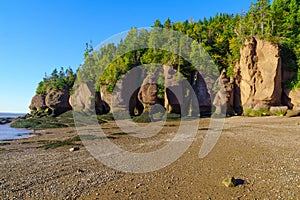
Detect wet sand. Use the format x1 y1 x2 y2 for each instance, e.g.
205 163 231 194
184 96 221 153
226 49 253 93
0 116 299 199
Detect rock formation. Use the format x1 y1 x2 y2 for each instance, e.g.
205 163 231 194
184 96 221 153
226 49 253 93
29 37 299 118
281 60 299 109
69 83 95 112
30 89 73 116
213 71 233 116
112 67 144 115
163 65 183 114
46 89 72 115
100 85 112 111
138 72 160 111
69 83 109 114
234 37 282 111
284 88 300 110
191 71 212 116
29 94 47 111
269 106 288 115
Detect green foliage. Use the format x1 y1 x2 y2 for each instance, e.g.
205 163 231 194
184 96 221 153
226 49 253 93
39 135 81 149
73 0 300 98
243 109 270 117
10 111 75 129
97 113 114 121
36 67 76 95
226 65 236 77
132 112 151 123
11 118 67 129
272 110 287 116
165 113 181 121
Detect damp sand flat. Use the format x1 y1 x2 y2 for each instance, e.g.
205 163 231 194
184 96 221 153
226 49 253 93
0 116 299 199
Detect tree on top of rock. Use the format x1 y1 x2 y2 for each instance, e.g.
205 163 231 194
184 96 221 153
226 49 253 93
36 67 76 95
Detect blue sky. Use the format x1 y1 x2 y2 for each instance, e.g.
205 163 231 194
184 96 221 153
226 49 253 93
0 0 254 113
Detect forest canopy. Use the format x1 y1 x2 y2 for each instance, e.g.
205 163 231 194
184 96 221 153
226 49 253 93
36 67 76 95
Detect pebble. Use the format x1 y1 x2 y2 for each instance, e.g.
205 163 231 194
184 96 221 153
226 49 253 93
69 147 80 152
222 176 237 187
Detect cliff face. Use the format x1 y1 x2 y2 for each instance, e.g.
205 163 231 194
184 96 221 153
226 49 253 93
29 89 72 116
69 83 109 115
30 37 299 117
234 37 282 110
29 95 47 111
46 89 72 115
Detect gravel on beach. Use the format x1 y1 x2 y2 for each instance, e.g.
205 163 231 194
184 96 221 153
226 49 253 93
0 116 299 199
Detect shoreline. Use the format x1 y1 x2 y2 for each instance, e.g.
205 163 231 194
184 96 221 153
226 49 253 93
0 122 35 142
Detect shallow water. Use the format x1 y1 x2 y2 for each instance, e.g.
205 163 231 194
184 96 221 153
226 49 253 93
0 113 32 141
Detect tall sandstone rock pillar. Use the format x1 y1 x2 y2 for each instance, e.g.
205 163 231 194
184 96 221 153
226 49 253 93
234 37 282 110
138 72 160 112
69 83 110 114
163 65 183 114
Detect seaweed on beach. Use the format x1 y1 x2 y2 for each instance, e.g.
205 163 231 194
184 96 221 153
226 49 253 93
0 118 13 125
39 135 81 149
10 111 75 129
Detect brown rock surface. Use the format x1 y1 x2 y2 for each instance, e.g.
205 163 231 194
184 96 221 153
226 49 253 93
70 83 110 114
95 91 110 115
235 37 282 109
112 67 144 115
138 72 159 106
190 71 212 115
46 89 72 115
284 88 300 110
163 65 183 114
285 109 300 117
69 83 94 112
100 85 112 110
29 94 47 111
269 106 288 115
213 71 233 115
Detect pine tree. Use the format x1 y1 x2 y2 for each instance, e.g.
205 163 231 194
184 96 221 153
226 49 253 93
163 18 172 29
153 19 162 28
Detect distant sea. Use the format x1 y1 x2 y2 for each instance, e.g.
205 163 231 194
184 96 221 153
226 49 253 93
0 113 32 141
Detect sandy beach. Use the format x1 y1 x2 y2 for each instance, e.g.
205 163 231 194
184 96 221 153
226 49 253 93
0 116 299 199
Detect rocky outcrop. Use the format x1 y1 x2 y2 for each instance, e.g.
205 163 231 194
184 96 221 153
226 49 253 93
70 83 94 112
269 106 288 115
100 85 112 111
284 88 300 110
46 89 72 115
70 83 109 114
112 67 144 115
191 71 212 116
285 109 300 117
30 89 72 116
193 72 211 106
0 118 13 125
28 37 298 118
234 37 282 110
213 71 233 115
163 65 183 114
29 94 47 111
138 72 159 111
